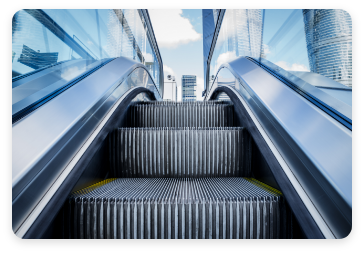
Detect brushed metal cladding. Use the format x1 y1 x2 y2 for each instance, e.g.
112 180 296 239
66 178 292 239
12 57 161 233
128 101 234 127
109 127 250 178
205 58 352 238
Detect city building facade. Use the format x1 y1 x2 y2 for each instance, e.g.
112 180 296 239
203 9 264 92
181 75 197 102
164 75 177 101
303 9 352 87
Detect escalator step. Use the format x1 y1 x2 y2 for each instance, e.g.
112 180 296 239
132 100 232 105
128 102 234 127
66 178 292 239
109 127 251 178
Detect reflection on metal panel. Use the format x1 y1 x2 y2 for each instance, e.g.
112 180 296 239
18 45 58 69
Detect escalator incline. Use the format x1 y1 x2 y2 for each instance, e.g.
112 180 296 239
65 101 293 239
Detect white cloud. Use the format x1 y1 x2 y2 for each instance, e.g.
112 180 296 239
163 65 175 77
144 53 154 63
87 39 94 46
275 61 309 72
214 51 237 74
148 9 202 48
262 44 270 55
195 77 204 100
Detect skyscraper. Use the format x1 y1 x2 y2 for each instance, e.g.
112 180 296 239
203 9 264 91
230 9 263 58
303 9 352 87
182 75 197 102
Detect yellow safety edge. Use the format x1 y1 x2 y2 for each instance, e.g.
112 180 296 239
244 178 282 196
71 178 117 196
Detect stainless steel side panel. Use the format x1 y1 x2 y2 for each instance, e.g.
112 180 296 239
12 56 161 233
206 57 351 238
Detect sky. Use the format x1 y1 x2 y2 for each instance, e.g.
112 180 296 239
149 9 204 101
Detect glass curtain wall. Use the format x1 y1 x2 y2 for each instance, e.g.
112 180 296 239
12 9 162 89
208 9 264 85
205 9 352 105
303 9 352 87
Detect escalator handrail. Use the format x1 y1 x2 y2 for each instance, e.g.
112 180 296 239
12 60 71 84
246 56 352 130
12 58 116 124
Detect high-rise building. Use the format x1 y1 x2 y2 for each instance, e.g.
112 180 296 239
230 9 263 58
182 75 197 102
203 9 264 91
164 76 177 101
303 9 352 87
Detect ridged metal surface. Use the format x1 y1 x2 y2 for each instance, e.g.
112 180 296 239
128 101 234 127
109 127 251 178
66 178 292 239
132 101 232 105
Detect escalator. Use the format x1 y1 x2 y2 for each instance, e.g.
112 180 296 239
12 57 351 240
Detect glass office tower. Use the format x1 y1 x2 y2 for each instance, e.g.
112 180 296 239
182 75 197 102
203 9 264 91
303 9 352 87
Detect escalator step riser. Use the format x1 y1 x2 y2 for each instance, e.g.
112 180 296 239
66 178 291 239
128 104 234 127
109 128 250 178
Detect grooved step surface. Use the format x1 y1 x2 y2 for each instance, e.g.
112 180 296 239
128 102 234 127
66 178 291 239
132 101 232 105
109 127 251 178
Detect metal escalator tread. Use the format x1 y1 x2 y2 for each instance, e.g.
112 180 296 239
109 127 251 178
128 101 234 127
131 100 232 105
66 177 292 239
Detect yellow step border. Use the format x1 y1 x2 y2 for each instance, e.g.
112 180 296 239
71 178 117 196
245 177 282 196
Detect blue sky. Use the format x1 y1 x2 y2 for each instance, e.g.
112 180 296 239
149 9 204 101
